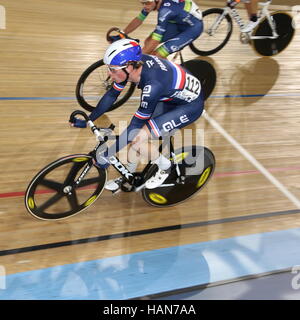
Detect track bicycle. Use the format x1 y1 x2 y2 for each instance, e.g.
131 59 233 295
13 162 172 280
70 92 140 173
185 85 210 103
24 110 215 220
76 27 217 113
190 0 295 56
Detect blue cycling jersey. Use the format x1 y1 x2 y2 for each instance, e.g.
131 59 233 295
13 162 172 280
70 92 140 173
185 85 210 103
91 54 204 165
90 54 202 123
135 54 201 114
138 0 202 42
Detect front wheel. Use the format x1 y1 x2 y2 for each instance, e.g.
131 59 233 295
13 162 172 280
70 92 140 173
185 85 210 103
251 12 295 56
75 59 136 113
25 154 107 220
142 146 215 207
189 8 233 56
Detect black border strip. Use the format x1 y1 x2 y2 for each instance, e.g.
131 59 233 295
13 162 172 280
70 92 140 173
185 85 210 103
0 209 299 257
130 268 294 300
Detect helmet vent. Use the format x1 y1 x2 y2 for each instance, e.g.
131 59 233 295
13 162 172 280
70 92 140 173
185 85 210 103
108 49 117 57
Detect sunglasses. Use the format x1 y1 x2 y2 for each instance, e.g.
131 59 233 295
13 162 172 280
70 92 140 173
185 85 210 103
107 65 127 73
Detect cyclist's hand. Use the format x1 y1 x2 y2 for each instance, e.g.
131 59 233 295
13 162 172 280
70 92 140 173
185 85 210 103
69 117 87 128
109 35 122 43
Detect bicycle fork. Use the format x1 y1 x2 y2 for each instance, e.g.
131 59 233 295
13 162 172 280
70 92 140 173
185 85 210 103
207 10 229 36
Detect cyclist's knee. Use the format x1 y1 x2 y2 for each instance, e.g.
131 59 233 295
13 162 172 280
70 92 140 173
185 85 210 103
143 35 152 48
131 125 150 148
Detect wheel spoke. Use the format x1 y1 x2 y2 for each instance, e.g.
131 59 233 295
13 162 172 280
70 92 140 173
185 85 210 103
76 59 135 112
64 162 86 185
77 177 100 188
40 178 63 191
38 192 64 212
67 191 79 210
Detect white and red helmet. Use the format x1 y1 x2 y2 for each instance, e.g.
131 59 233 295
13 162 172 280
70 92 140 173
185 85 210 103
103 39 142 66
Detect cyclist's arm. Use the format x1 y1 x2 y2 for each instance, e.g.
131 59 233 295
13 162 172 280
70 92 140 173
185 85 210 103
89 82 126 121
124 17 143 35
123 9 149 35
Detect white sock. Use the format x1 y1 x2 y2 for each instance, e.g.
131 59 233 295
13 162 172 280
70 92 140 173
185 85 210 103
152 154 171 171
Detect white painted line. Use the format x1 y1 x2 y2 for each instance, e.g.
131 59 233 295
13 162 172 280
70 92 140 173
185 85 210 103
202 110 300 209
17 260 31 264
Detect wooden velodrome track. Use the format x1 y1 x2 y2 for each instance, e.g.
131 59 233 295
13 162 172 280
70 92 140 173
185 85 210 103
0 0 300 298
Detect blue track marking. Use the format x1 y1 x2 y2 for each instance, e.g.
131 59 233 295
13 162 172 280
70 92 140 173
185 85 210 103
1 228 300 299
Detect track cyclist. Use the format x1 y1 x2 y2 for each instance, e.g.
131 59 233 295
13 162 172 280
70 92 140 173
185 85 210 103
114 0 203 59
227 0 259 32
70 39 205 192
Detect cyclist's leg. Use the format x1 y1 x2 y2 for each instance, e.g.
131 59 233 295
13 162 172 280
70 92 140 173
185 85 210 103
143 96 205 188
127 102 170 166
128 124 172 189
146 95 204 139
143 34 153 52
143 23 179 56
244 0 258 19
105 102 171 191
242 0 259 32
108 95 204 190
126 102 177 188
156 21 203 58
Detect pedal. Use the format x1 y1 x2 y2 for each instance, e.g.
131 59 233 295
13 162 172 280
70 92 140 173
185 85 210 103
176 176 186 184
120 181 134 192
111 188 121 195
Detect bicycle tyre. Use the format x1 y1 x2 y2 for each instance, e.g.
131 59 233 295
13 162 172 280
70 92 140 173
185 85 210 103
142 146 215 207
189 8 233 56
75 59 136 112
25 154 107 220
251 12 295 56
182 59 216 100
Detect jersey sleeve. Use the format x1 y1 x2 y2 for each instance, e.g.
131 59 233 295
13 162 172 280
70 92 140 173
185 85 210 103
89 81 126 121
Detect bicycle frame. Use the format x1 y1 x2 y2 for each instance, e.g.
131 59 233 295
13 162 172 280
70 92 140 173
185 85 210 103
210 0 279 40
83 117 184 193
250 1 279 39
